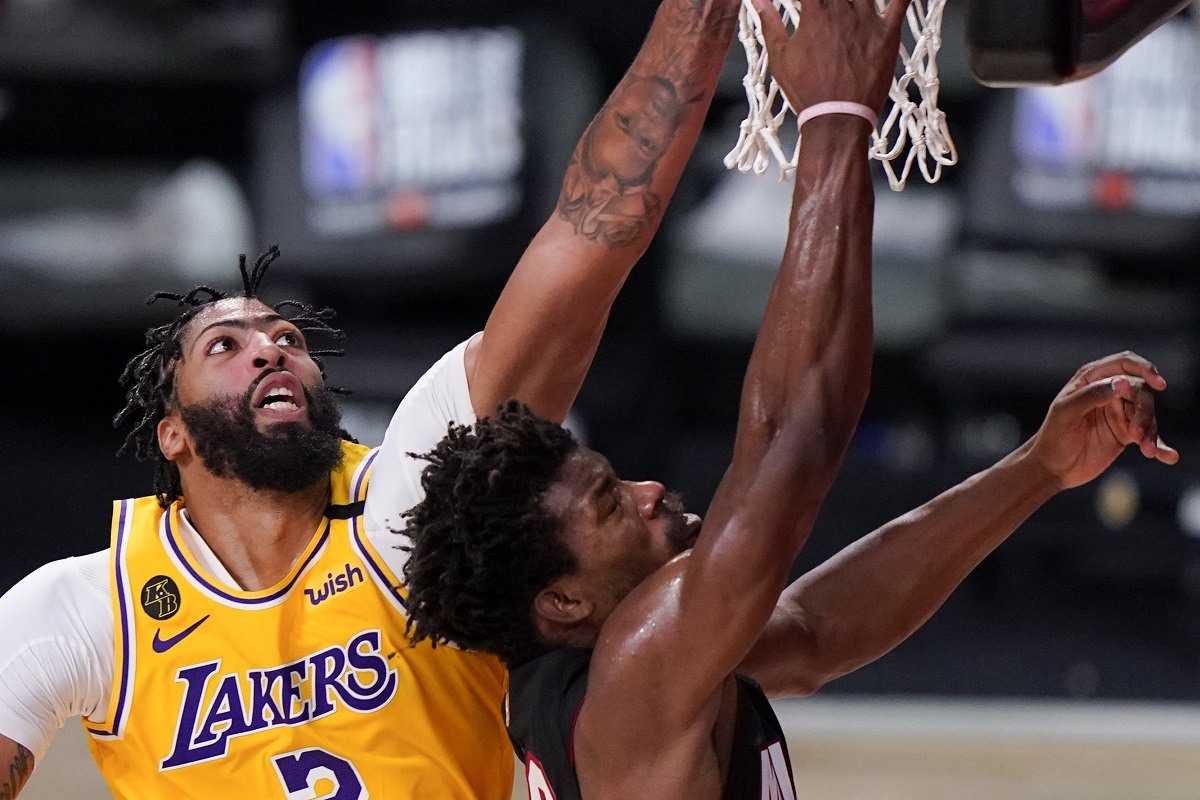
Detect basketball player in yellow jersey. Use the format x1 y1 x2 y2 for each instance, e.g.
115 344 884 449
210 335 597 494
87 437 510 798
0 0 752 796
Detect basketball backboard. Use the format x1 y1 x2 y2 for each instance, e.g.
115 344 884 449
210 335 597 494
968 0 1192 85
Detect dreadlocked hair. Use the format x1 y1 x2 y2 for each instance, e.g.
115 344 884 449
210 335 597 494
401 399 579 667
113 246 349 507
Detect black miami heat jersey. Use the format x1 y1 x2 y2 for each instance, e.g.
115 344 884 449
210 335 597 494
506 648 797 800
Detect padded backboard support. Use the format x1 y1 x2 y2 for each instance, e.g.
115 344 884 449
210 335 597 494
968 0 1192 86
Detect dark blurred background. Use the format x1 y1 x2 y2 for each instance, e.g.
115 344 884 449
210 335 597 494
1 0 1198 702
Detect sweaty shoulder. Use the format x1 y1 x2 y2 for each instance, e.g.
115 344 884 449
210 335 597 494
0 550 113 759
363 335 480 569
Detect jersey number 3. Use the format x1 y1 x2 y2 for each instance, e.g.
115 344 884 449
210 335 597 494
272 747 367 800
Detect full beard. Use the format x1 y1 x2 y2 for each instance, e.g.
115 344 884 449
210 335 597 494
179 379 345 494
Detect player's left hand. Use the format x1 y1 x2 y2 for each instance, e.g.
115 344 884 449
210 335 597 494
1030 351 1179 490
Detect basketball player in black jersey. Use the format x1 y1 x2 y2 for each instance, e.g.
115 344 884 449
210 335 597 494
400 0 1178 798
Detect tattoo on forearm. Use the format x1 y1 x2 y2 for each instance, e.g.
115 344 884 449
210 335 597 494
557 114 669 248
645 0 740 93
0 744 33 800
556 0 738 248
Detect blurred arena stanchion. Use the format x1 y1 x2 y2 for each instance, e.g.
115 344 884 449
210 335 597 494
0 160 252 284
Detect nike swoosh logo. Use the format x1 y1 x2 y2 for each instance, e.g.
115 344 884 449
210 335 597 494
152 615 211 653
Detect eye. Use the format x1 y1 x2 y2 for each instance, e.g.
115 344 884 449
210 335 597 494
615 114 631 132
206 336 234 356
606 483 622 517
275 330 303 348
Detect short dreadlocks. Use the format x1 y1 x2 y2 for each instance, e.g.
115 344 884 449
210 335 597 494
401 400 580 667
113 246 348 506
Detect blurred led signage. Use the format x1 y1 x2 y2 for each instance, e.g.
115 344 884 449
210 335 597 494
300 29 525 235
1011 18 1200 214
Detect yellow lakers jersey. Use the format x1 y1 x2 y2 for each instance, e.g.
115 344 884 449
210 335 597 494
86 441 512 799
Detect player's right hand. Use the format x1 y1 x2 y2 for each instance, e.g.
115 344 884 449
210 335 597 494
749 0 913 114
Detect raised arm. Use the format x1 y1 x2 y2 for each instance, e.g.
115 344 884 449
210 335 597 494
466 0 740 422
740 352 1179 697
589 0 910 712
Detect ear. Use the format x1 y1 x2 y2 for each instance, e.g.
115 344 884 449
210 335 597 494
533 581 593 630
157 414 188 462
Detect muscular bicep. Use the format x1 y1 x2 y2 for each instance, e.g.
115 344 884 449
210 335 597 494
0 735 34 799
592 362 859 719
468 226 619 423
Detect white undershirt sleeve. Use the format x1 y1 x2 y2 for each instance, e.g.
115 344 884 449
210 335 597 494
363 335 479 577
0 551 113 760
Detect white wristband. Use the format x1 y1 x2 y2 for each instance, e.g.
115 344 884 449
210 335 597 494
796 101 879 132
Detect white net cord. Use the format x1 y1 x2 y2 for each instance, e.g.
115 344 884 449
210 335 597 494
724 0 959 191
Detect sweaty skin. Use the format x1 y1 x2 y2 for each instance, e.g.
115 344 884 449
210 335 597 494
572 113 879 800
557 0 914 790
0 0 747 795
737 352 1178 697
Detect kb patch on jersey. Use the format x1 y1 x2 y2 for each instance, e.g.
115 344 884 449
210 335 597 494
141 575 181 621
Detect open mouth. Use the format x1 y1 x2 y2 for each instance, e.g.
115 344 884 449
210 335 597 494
259 386 299 412
250 372 308 419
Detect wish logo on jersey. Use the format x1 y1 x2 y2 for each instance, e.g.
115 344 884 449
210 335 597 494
304 563 365 606
161 629 398 770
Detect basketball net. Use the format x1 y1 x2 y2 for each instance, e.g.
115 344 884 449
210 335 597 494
724 0 958 191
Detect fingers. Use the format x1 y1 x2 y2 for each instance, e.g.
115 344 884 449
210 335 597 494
1066 351 1174 463
1057 375 1136 421
1153 437 1181 465
1071 351 1167 393
882 0 914 26
1121 381 1180 465
750 0 788 54
1071 375 1180 465
1129 386 1157 457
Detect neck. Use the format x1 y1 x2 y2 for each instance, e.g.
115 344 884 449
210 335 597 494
541 617 604 653
179 467 330 591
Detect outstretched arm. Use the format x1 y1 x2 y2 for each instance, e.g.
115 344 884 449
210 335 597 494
466 0 740 423
588 0 910 718
740 352 1179 697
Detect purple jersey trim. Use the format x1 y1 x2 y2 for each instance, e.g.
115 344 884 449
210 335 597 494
85 499 134 738
351 448 377 501
348 450 407 609
164 510 329 606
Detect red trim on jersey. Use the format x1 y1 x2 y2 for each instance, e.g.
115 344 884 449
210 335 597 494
525 752 558 800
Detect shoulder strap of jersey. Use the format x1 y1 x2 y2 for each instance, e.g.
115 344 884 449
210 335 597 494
84 496 162 740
